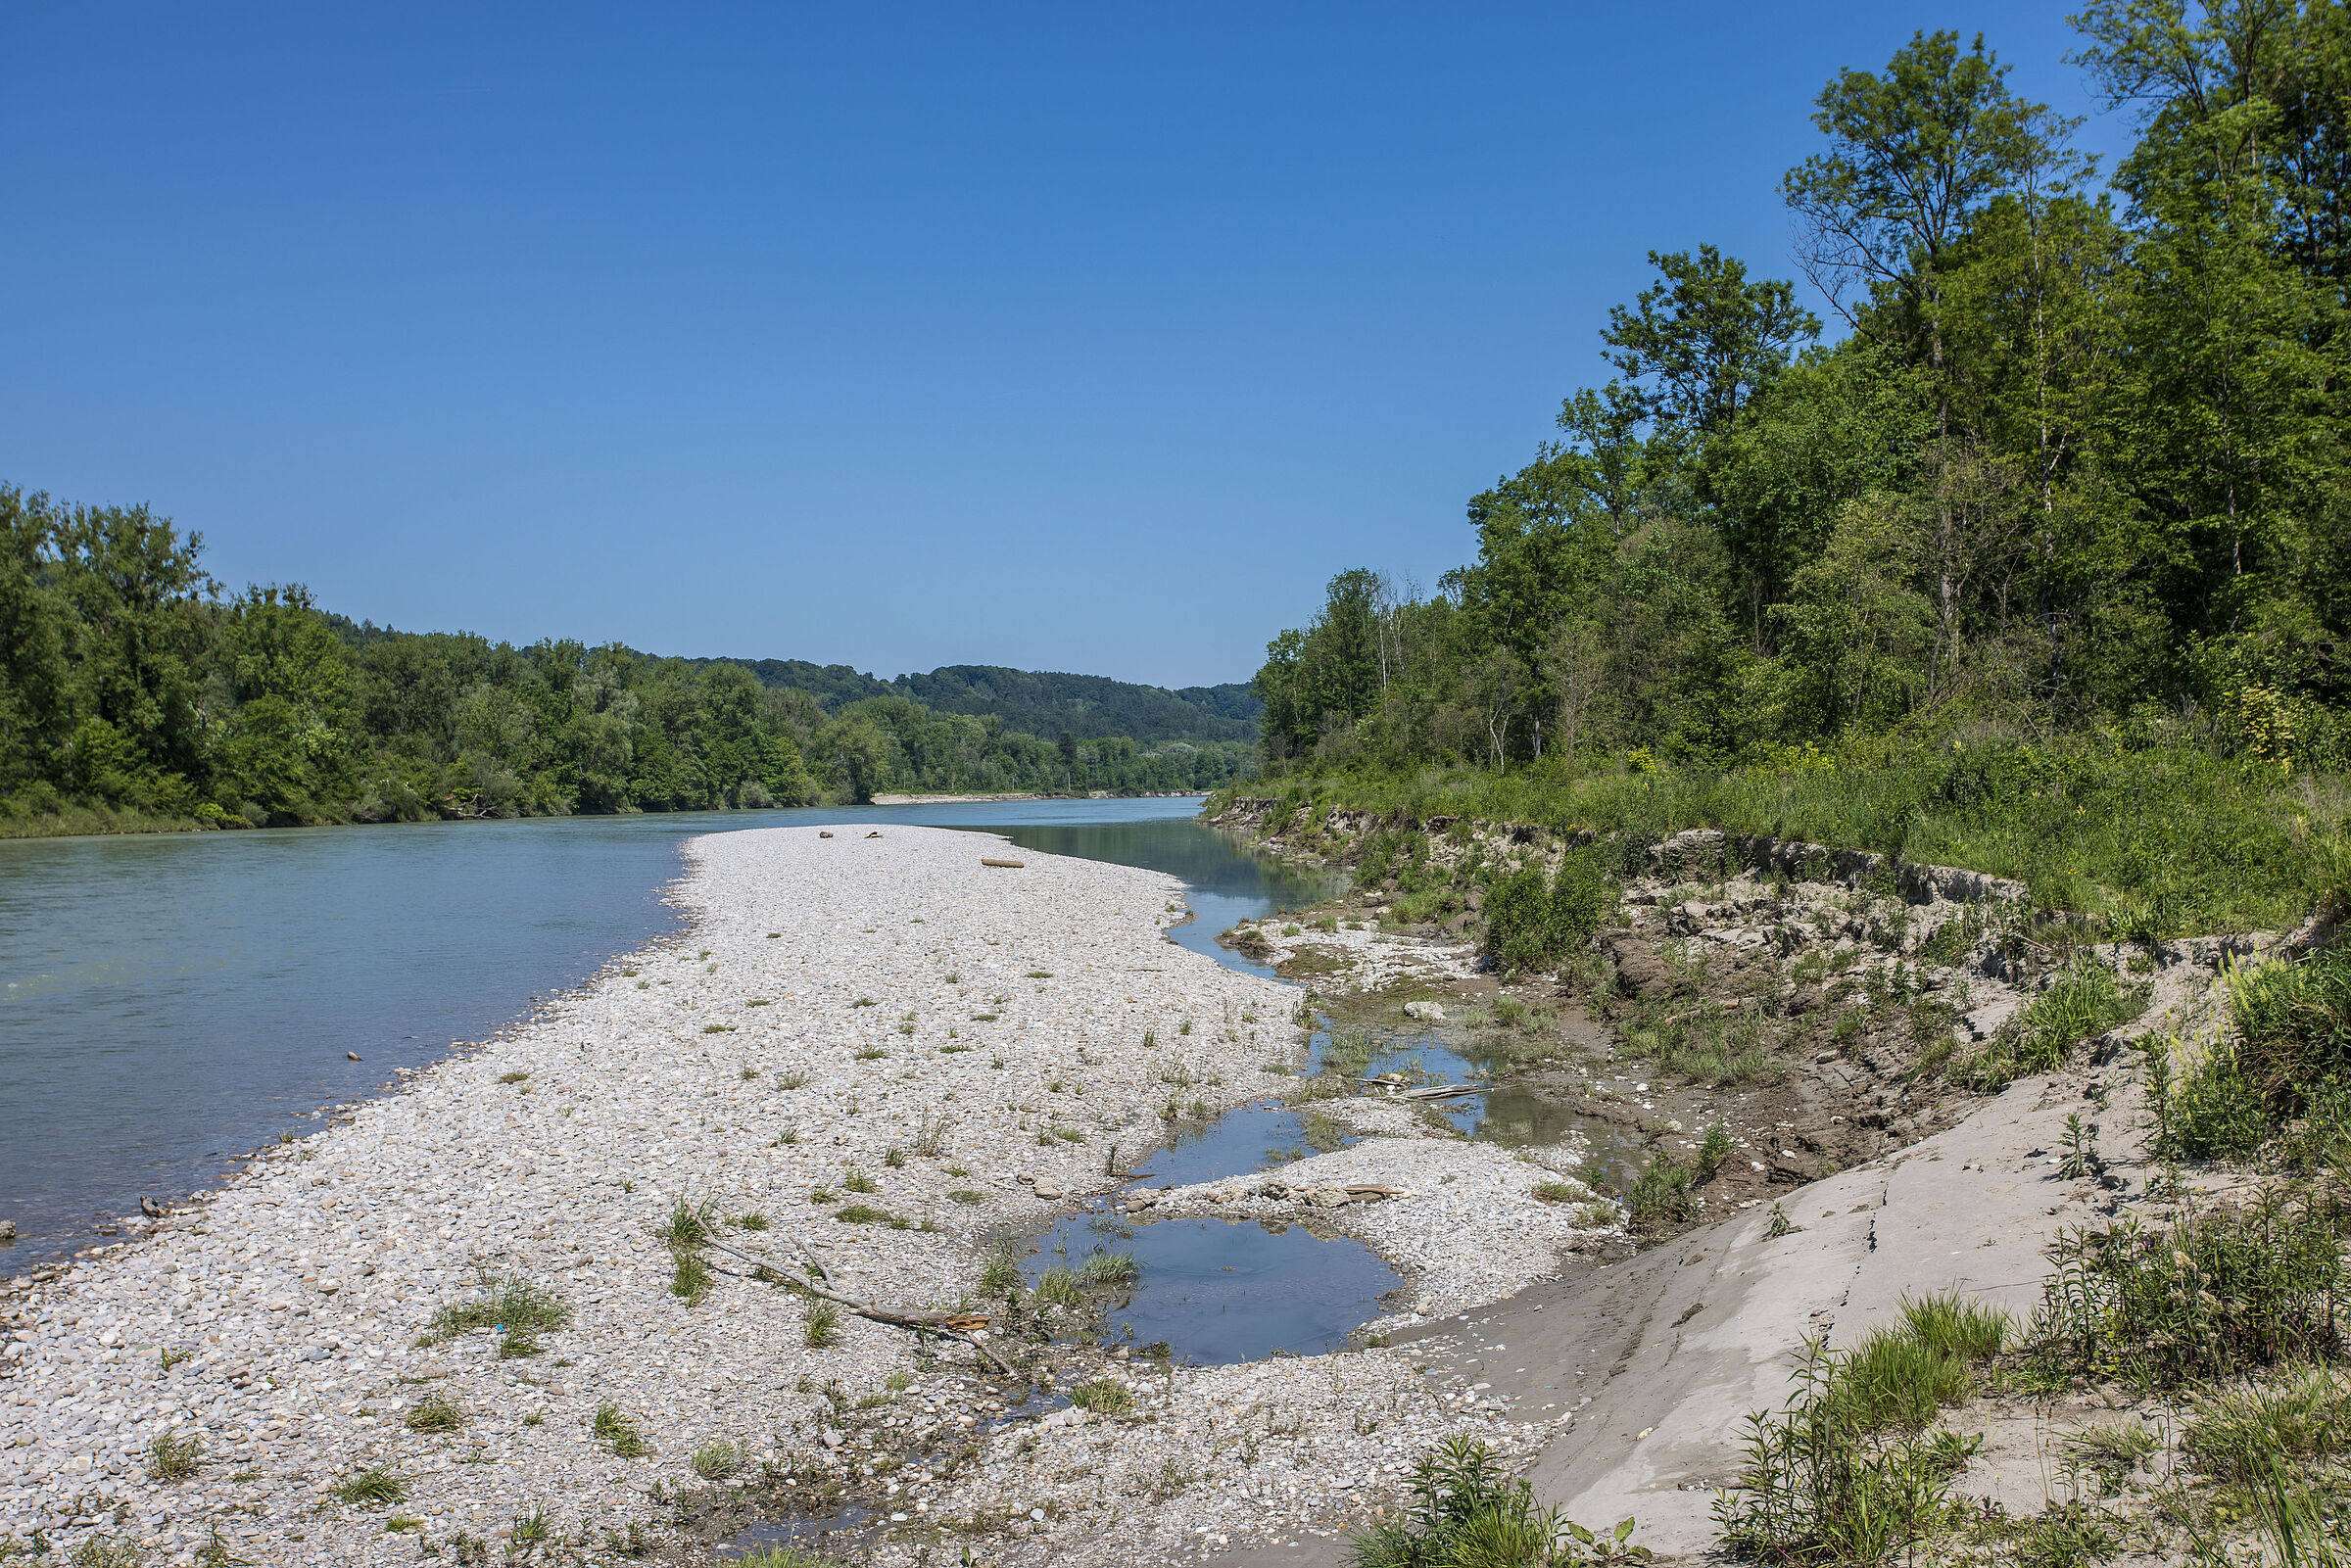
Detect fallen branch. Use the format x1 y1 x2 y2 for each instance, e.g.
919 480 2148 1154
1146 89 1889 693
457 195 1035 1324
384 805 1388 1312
696 1235 1019 1377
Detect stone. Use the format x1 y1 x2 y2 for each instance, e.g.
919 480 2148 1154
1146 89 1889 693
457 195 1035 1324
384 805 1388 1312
1403 1000 1445 1022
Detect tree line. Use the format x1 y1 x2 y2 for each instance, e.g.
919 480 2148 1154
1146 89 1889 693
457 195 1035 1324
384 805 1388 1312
1256 5 2351 779
0 489 1246 831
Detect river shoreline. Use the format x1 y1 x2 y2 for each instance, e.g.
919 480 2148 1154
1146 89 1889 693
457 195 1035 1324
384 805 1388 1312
1 825 1582 1566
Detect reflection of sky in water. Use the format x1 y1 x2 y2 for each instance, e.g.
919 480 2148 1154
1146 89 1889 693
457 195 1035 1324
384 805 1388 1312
0 794 1324 1262
1022 1206 1401 1364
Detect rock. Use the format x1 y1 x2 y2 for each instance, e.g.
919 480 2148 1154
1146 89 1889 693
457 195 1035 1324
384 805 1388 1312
1404 1000 1446 1022
1032 1181 1063 1201
1307 1186 1352 1208
819 831 834 838
1605 934 1677 1000
0 1220 14 1241
347 1052 361 1061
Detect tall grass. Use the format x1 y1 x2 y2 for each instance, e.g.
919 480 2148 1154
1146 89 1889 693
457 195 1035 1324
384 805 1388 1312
1715 1295 2001 1564
2172 946 2351 1160
1224 740 2351 936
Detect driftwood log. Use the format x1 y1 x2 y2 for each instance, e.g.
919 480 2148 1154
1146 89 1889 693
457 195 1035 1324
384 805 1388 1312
697 1235 1018 1377
981 858 1024 869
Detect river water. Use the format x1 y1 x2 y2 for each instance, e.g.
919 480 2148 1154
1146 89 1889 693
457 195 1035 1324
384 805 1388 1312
0 797 1334 1267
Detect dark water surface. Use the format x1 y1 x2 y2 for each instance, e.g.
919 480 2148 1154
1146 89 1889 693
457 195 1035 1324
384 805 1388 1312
0 796 1331 1266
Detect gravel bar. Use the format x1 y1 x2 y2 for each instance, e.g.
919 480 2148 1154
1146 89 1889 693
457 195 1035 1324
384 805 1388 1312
0 826 1574 1565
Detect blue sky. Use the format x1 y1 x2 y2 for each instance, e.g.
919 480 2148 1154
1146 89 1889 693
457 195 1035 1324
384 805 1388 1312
1 3 2131 689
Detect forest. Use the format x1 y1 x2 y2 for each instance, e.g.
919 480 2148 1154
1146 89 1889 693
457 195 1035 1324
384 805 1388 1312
0 491 1247 833
1257 8 2351 777
1239 4 2351 932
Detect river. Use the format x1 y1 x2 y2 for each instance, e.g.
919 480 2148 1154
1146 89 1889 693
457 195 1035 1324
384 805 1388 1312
0 798 1335 1267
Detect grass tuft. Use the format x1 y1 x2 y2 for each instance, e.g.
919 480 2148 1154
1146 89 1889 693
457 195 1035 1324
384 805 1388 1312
331 1466 408 1506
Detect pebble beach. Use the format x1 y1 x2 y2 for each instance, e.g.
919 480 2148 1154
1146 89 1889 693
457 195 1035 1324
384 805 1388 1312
0 825 1592 1566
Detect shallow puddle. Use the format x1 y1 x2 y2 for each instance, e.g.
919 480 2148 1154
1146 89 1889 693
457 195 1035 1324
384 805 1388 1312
1021 1208 1401 1364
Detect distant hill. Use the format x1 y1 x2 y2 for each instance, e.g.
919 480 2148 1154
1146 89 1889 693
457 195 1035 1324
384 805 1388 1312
708 659 1259 744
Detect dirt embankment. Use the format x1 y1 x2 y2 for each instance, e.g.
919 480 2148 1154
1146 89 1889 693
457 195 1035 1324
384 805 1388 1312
1207 795 2288 1565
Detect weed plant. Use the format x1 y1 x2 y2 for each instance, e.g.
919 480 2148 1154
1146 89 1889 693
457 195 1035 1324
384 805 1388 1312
1351 1436 1647 1568
422 1270 572 1346
2030 1189 2349 1390
1953 955 2146 1090
802 1300 842 1349
1067 1378 1132 1414
593 1402 648 1458
404 1394 465 1434
146 1429 202 1481
331 1467 408 1505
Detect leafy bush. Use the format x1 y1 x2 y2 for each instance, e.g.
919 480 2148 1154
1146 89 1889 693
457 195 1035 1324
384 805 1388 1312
1350 1436 1648 1568
2174 948 2351 1160
2031 1189 2349 1390
1714 1339 1973 1566
1484 848 1610 976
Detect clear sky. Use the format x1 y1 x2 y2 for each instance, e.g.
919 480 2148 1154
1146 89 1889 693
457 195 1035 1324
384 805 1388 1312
1 3 2130 689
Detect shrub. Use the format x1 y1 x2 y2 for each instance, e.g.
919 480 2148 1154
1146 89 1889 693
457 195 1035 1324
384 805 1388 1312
2174 947 2351 1160
1713 1340 1970 1565
1483 849 1610 976
1350 1437 1642 1568
2031 1188 2348 1390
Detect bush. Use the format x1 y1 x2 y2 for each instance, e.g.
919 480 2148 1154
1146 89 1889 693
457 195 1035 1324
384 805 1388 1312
1484 848 1610 976
2031 1187 2349 1390
2174 947 2351 1160
1350 1436 1647 1568
1714 1339 1972 1566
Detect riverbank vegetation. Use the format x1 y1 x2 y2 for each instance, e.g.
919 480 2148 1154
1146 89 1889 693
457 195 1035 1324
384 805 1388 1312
0 490 1245 833
1240 7 2351 936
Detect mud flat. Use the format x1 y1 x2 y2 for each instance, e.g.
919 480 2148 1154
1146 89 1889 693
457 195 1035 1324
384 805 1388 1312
0 825 1587 1566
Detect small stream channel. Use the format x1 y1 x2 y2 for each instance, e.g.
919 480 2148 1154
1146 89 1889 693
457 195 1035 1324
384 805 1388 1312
1007 829 1642 1366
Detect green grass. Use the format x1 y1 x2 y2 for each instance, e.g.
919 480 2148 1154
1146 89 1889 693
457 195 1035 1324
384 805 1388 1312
1224 739 2351 936
979 1239 1021 1295
594 1402 648 1458
834 1204 909 1227
146 1428 202 1481
421 1270 572 1345
691 1441 741 1479
671 1253 713 1302
803 1299 842 1349
1954 955 2146 1090
403 1393 465 1433
331 1466 408 1505
1067 1377 1132 1414
949 1189 984 1205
